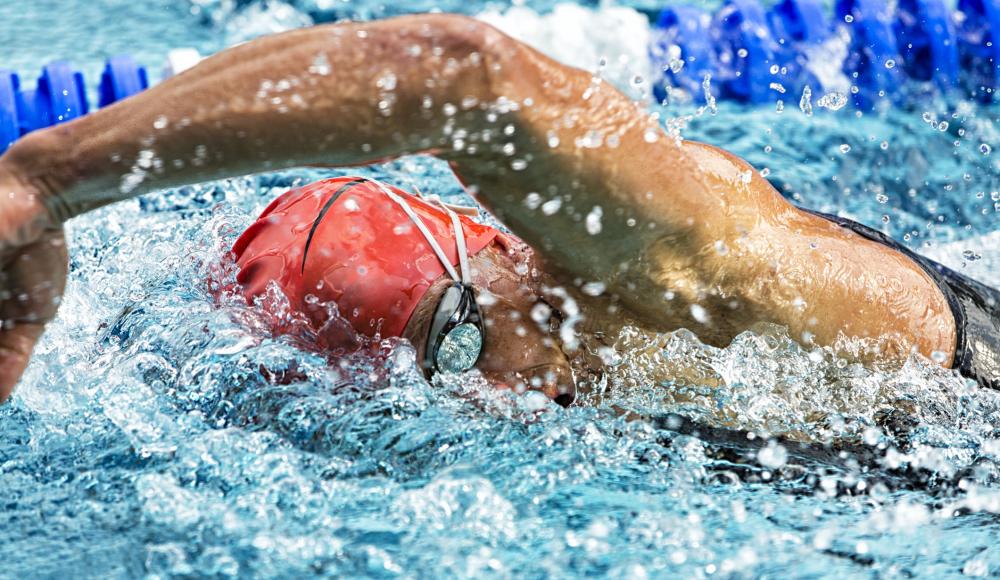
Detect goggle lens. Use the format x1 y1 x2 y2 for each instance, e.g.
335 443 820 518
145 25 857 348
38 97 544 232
435 322 483 374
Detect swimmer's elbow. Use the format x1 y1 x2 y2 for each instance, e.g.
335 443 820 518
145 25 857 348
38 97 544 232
403 14 514 55
386 13 523 96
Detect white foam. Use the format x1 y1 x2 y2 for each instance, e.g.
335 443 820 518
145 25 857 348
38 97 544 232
477 3 655 102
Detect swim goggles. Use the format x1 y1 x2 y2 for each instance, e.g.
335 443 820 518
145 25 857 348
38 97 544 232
375 182 485 375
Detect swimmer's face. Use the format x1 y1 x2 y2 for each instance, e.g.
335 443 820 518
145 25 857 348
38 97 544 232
403 240 577 407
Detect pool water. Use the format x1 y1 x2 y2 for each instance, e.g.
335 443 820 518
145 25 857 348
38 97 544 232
2 0 1000 577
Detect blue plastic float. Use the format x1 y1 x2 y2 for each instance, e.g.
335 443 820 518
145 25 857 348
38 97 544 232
955 0 1000 100
0 56 148 154
652 6 717 102
651 0 1000 108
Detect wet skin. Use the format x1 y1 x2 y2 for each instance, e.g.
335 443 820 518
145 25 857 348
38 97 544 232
0 14 957 403
402 241 578 406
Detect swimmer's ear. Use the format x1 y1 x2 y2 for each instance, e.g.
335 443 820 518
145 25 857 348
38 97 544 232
494 232 528 254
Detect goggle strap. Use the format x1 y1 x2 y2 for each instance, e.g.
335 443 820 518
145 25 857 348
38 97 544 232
436 200 471 286
372 180 462 283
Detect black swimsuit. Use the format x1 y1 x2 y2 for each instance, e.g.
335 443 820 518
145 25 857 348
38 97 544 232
807 210 1000 390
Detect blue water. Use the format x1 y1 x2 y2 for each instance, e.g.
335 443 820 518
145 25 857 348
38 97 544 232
2 0 1000 578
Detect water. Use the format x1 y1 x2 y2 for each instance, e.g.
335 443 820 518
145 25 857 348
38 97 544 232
2 0 1000 578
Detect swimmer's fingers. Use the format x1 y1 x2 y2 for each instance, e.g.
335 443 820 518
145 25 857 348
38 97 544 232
0 229 68 403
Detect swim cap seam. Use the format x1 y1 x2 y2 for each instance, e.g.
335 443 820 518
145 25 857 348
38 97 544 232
300 178 370 275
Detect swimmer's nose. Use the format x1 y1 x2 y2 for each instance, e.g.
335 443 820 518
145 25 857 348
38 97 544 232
553 391 575 408
523 364 576 408
482 364 576 407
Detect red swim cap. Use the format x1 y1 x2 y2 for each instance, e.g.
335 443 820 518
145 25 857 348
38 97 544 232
232 177 500 346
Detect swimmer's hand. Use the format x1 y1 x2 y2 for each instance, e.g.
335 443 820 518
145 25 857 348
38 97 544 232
0 160 67 403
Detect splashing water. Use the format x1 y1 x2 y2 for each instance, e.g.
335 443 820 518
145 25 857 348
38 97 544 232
3 0 1000 577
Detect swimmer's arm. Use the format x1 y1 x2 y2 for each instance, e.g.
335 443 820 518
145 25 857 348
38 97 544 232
0 13 954 363
4 14 716 272
1 14 510 219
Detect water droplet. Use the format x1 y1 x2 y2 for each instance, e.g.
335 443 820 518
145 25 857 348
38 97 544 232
309 52 331 75
530 303 551 324
799 86 813 116
541 198 562 216
524 192 542 210
816 91 847 111
585 206 603 235
962 249 982 261
839 144 851 153
980 143 992 155
690 304 710 324
758 441 787 469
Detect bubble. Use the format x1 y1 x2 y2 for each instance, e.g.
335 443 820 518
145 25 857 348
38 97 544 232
839 144 851 153
884 59 896 69
737 48 748 58
980 143 992 155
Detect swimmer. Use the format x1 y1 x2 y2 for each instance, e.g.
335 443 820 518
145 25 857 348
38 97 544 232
0 14 996 404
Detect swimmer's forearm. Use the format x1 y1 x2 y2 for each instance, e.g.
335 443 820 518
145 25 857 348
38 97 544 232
2 14 503 220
